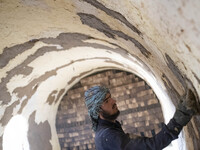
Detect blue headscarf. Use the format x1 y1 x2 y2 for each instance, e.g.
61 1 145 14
85 86 109 131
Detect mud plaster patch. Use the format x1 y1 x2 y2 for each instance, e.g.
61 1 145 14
161 73 181 106
79 13 115 39
28 111 52 150
192 71 200 84
0 100 20 126
78 13 151 58
46 89 65 105
191 117 200 140
0 39 38 69
165 54 186 89
185 121 200 150
82 0 142 35
55 89 65 104
46 90 58 105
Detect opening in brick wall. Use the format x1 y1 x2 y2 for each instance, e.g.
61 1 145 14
56 70 164 150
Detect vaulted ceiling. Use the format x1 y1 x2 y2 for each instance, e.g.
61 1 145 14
0 0 199 150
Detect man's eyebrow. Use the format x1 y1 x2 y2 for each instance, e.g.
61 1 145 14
104 94 111 101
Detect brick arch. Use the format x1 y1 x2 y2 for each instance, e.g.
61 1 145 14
44 46 185 150
50 44 187 149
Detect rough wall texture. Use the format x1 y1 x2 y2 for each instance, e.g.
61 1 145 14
56 70 164 149
0 0 199 150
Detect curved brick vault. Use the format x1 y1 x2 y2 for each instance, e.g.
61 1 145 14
56 70 166 149
0 0 200 150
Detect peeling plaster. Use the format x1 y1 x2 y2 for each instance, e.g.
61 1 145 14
46 90 57 105
0 39 38 69
82 0 142 35
78 13 151 58
165 54 186 89
55 89 65 104
0 100 20 126
28 111 52 150
192 72 200 85
162 73 181 106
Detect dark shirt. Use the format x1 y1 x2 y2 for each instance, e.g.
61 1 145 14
95 118 182 150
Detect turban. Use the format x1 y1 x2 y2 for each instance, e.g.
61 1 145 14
85 86 109 131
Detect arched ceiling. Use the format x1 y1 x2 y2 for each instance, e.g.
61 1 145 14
0 0 200 150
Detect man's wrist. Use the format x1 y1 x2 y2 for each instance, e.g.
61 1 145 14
167 118 183 135
173 108 193 127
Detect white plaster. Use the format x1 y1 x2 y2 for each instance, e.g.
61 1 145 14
7 74 29 92
83 39 118 49
13 95 27 114
3 115 30 150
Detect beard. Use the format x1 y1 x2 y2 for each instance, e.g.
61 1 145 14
101 109 120 121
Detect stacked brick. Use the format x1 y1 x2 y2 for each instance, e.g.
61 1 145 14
56 70 164 150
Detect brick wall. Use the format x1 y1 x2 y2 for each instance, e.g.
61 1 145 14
56 70 164 150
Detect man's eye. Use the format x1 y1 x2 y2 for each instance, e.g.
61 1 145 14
105 100 108 103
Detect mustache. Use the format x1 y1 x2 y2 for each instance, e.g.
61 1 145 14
112 103 117 109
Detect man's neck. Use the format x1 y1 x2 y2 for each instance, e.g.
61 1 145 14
99 115 116 123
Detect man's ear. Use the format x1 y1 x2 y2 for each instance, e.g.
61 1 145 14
99 107 103 113
99 111 104 120
99 107 104 118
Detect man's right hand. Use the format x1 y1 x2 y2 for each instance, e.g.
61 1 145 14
173 89 197 126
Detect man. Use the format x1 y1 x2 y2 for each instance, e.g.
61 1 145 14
84 86 197 150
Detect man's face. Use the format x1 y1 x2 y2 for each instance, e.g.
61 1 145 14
100 93 120 121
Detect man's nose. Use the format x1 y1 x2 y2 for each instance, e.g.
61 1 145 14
111 98 116 104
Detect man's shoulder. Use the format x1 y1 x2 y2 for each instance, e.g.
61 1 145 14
96 126 116 136
95 126 131 149
95 125 126 142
